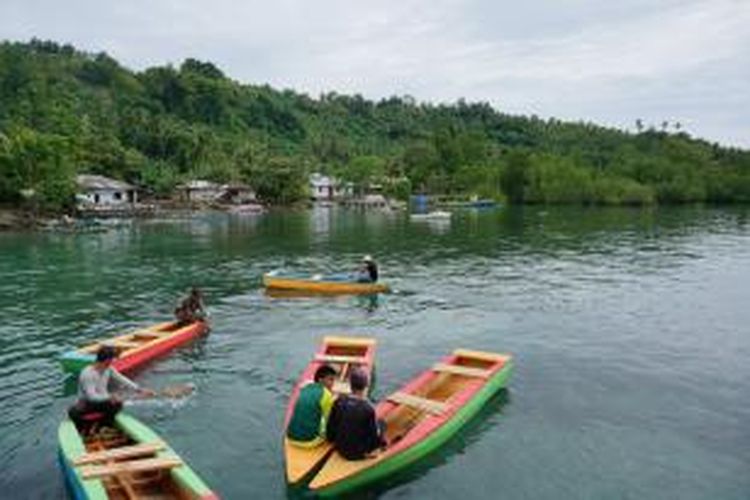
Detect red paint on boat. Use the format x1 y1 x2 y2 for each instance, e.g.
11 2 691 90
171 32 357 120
112 321 209 374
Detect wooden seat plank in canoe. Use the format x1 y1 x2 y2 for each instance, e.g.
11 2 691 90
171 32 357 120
453 349 510 363
432 363 491 379
133 331 164 339
314 354 367 364
323 336 376 347
80 456 183 479
111 340 144 349
387 392 447 415
332 380 352 395
74 442 166 465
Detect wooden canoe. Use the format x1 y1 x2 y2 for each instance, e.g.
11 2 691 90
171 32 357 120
263 271 389 295
60 321 209 376
308 349 513 496
284 336 377 485
58 412 218 500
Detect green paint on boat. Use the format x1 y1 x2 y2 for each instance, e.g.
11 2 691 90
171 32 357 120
57 412 215 499
60 351 96 376
315 360 514 497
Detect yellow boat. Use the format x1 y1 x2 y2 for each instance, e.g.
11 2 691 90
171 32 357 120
284 336 377 484
263 271 389 295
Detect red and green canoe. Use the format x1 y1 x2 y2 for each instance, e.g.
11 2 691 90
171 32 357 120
308 349 513 496
58 412 218 499
284 335 377 485
60 320 209 376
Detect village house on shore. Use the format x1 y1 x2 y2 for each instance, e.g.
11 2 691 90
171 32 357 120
76 174 138 207
177 180 257 205
309 173 353 202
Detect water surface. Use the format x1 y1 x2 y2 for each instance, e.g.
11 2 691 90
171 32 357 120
0 206 748 498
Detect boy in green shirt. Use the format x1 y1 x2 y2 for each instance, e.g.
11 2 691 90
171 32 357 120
287 365 337 447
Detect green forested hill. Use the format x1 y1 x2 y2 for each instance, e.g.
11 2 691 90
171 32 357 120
0 39 748 209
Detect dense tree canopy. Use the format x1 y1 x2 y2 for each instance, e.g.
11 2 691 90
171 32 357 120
0 39 748 210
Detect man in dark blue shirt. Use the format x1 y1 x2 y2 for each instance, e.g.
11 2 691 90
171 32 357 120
326 369 386 460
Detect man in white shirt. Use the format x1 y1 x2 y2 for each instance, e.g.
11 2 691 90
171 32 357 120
68 345 154 431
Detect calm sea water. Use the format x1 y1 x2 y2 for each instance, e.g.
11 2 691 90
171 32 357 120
0 206 748 499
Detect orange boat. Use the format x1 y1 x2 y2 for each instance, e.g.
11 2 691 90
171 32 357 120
60 320 209 375
308 349 513 496
283 336 377 485
263 271 389 295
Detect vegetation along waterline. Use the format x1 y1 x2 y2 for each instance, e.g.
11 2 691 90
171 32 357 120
0 38 749 215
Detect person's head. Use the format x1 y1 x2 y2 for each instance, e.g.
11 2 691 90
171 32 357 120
362 255 373 264
314 365 337 390
95 345 117 369
190 287 202 299
349 368 369 394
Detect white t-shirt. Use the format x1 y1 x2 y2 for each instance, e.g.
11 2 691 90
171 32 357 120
78 365 139 403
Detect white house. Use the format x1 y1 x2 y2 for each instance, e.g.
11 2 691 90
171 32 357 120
76 175 137 206
309 173 353 201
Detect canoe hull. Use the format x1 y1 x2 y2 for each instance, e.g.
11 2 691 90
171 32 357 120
284 336 377 485
58 412 218 500
60 320 209 376
310 351 513 496
264 274 389 295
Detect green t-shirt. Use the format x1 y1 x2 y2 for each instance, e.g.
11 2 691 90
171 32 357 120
286 382 334 442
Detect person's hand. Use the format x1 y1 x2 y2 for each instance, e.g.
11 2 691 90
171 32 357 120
110 395 122 404
138 388 157 397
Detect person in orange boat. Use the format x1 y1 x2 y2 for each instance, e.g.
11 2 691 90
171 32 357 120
286 365 337 447
68 346 155 432
175 287 206 325
326 368 386 460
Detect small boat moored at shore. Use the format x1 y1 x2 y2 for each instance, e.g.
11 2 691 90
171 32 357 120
308 349 513 496
58 412 218 499
60 320 209 376
409 211 452 221
263 271 389 295
284 336 377 485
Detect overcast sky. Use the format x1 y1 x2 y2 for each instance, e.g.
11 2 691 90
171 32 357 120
1 0 748 147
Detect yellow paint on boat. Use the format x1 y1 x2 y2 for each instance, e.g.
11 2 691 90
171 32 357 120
284 437 335 484
263 274 389 295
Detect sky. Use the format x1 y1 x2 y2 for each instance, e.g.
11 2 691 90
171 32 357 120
1 0 748 147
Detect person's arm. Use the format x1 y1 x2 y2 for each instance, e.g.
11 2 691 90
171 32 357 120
110 369 157 397
320 388 334 421
109 368 139 392
326 399 341 442
365 404 385 452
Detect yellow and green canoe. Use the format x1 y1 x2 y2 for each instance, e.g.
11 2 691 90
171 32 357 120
58 412 218 499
